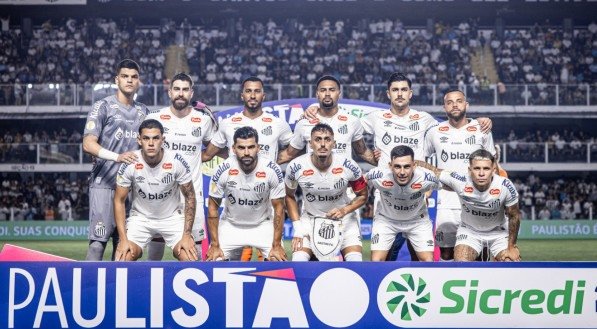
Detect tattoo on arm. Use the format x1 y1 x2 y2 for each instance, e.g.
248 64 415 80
506 204 521 246
353 139 377 166
271 198 285 244
180 182 196 235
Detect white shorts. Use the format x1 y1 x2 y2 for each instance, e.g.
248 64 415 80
218 219 274 260
126 214 185 249
455 224 509 257
300 213 362 251
435 208 461 248
371 216 434 252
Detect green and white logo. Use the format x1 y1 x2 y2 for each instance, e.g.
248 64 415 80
378 270 430 325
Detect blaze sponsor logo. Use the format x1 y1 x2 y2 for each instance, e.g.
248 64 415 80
464 186 474 193
337 115 348 121
382 181 394 187
411 182 422 189
160 114 171 120
191 117 201 123
256 171 266 178
229 169 239 176
262 117 272 123
467 126 478 132
383 112 393 118
303 169 314 176
332 168 343 175
232 117 242 122
439 126 449 132
162 163 172 170
135 163 144 170
490 188 501 195
409 114 419 120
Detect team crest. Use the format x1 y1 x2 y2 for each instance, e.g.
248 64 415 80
192 127 202 137
94 221 106 238
161 173 173 184
254 182 266 193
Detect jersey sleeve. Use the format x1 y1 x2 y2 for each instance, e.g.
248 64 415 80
210 121 228 149
502 178 519 207
175 154 192 185
422 126 437 158
202 115 216 143
84 100 108 138
439 170 464 191
284 160 300 189
360 113 374 135
351 118 365 142
116 162 133 188
269 166 286 199
209 162 229 199
278 120 294 147
364 168 383 189
421 167 441 191
483 130 496 155
289 120 308 151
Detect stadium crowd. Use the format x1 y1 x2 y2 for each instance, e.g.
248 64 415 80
0 17 595 105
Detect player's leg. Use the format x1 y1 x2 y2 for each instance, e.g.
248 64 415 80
488 231 515 262
292 217 315 261
453 226 482 261
370 216 400 261
403 218 435 262
86 188 116 260
435 208 461 261
340 215 363 261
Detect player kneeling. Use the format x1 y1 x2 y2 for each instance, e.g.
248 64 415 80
114 119 198 261
366 145 439 261
285 123 368 261
205 127 287 261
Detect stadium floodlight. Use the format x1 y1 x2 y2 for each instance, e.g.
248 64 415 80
49 84 54 89
27 84 32 89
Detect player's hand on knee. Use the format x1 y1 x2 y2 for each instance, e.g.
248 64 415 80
115 241 132 261
117 151 138 164
177 233 198 261
326 208 346 220
269 246 287 261
206 245 224 261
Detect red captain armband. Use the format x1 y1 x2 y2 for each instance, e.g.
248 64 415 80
349 176 367 193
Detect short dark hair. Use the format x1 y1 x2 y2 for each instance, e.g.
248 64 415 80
139 119 164 134
311 123 334 137
116 59 140 74
233 126 259 144
469 149 495 164
171 73 193 88
390 145 415 161
387 72 412 89
241 76 264 90
316 75 341 89
443 89 466 103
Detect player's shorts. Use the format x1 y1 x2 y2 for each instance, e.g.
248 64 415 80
218 219 274 260
299 213 362 252
435 208 461 248
371 215 434 252
454 224 509 257
126 214 185 249
88 187 116 242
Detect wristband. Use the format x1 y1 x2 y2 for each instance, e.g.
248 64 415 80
291 220 304 238
98 148 119 162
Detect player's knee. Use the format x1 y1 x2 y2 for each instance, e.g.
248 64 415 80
292 250 311 261
147 240 166 261
344 251 362 262
86 240 107 261
417 252 434 262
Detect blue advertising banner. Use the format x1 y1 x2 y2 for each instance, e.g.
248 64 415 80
2 262 596 328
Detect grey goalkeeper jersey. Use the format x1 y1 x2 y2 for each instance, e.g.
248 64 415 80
84 95 148 189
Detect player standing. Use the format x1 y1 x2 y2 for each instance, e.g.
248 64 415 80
206 127 287 261
366 145 439 261
422 89 496 261
145 73 216 260
82 59 149 260
285 123 368 261
113 119 198 261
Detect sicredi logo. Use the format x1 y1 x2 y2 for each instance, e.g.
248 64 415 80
377 268 594 328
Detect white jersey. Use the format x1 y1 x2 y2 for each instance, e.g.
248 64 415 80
361 109 437 164
116 149 192 220
290 112 364 157
439 171 519 232
210 155 285 226
423 119 495 209
147 107 215 203
366 167 440 221
211 111 293 161
285 154 365 218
